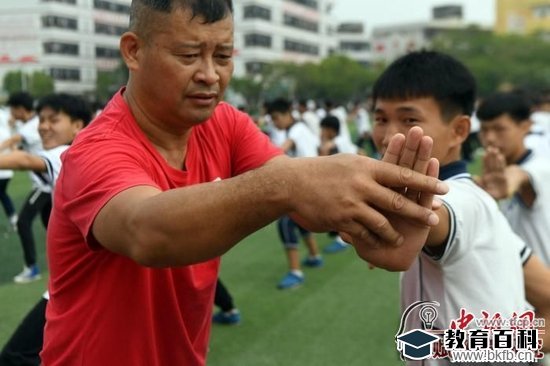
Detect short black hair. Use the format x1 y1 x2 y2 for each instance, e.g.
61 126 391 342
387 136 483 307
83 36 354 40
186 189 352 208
36 94 93 126
7 92 34 111
372 51 476 121
266 98 292 115
320 115 340 135
130 0 233 37
477 92 531 124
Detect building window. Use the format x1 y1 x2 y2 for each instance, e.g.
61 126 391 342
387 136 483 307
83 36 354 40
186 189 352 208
94 0 131 14
286 0 318 10
283 13 318 32
243 5 271 21
42 0 77 4
244 33 272 48
284 39 319 55
43 42 79 55
42 15 78 30
337 23 364 33
245 61 268 74
50 67 80 81
96 46 120 58
339 41 370 52
533 5 550 18
95 22 127 36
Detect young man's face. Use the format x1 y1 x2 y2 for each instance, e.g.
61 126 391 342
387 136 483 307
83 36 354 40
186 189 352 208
130 7 234 129
38 107 83 150
320 127 337 142
478 114 530 164
372 97 459 164
270 111 292 130
10 106 29 121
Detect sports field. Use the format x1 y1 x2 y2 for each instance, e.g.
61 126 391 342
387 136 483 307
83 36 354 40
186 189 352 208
0 171 405 365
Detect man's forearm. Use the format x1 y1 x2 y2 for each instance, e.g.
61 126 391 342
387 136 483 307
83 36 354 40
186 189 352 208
96 157 294 267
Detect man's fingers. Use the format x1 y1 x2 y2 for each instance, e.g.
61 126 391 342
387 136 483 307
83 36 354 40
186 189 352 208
398 127 424 170
484 146 501 173
496 151 506 171
366 184 439 226
374 161 448 196
382 133 405 165
350 206 404 246
419 158 440 209
405 135 433 202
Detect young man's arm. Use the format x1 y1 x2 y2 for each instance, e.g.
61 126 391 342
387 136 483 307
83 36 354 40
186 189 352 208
0 150 47 172
280 139 294 153
523 255 550 352
92 127 447 271
0 134 22 151
479 147 536 207
504 165 535 207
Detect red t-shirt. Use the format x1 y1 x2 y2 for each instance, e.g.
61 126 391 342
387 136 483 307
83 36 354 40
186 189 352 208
41 89 281 366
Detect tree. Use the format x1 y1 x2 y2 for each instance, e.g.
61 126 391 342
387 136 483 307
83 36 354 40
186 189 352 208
96 60 129 103
3 70 54 97
432 28 550 96
29 71 54 97
230 55 384 113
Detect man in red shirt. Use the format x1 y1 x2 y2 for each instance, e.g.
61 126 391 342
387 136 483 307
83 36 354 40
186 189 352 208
42 1 448 365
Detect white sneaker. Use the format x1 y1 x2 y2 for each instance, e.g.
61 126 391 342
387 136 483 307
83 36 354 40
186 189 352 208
13 265 41 284
9 214 18 232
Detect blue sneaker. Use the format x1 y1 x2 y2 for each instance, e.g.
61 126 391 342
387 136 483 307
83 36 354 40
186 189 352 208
277 272 304 290
13 265 41 284
302 256 323 267
212 310 241 325
323 240 350 254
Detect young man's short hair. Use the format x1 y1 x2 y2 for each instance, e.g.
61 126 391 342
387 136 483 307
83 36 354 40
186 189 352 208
372 50 476 121
36 94 93 126
477 92 532 124
266 98 292 115
320 115 340 135
7 92 34 111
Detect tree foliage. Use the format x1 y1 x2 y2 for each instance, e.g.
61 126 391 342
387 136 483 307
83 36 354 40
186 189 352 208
229 55 384 113
3 70 54 97
432 27 550 96
96 60 129 103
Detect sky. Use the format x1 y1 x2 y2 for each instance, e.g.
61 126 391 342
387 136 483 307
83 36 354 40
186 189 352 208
331 0 496 33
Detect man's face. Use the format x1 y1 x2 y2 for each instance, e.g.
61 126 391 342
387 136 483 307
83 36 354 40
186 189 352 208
132 7 234 130
372 97 457 164
478 114 530 164
38 107 83 149
320 127 337 142
270 112 292 130
10 106 27 121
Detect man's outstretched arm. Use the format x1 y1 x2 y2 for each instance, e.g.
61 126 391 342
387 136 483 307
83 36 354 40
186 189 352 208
92 127 447 269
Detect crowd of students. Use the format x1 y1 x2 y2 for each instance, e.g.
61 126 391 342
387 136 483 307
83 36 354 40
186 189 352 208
0 2 548 364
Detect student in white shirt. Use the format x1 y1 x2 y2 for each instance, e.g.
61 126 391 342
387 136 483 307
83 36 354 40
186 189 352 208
371 51 550 364
0 107 17 230
0 93 91 365
477 92 550 266
1 92 49 283
267 98 322 290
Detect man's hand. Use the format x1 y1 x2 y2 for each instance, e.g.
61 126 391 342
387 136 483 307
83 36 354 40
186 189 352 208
342 127 439 270
288 126 447 271
479 146 509 199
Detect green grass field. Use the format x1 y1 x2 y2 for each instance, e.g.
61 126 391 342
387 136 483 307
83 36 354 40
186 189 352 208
0 152 483 364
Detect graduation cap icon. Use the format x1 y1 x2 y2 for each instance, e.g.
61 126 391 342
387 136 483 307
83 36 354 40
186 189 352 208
396 329 439 360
